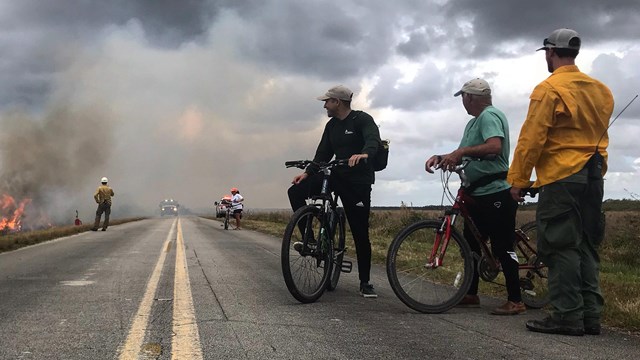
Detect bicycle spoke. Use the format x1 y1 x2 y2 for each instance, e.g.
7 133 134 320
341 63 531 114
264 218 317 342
387 220 472 313
281 206 331 303
516 222 549 309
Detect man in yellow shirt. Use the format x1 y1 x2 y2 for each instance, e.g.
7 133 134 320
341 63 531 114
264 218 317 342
92 177 115 231
508 28 614 336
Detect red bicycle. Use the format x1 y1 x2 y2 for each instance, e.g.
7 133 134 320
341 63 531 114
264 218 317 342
386 160 547 313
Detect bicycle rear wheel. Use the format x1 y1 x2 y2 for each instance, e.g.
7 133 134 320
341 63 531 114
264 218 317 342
327 208 346 291
281 205 332 303
387 220 473 313
516 221 549 309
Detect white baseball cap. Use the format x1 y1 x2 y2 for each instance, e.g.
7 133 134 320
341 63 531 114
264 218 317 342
454 78 491 97
316 85 353 101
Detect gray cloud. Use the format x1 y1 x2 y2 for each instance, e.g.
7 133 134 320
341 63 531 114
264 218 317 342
1 0 639 213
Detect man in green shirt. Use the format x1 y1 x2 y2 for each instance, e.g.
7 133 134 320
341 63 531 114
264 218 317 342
425 78 524 315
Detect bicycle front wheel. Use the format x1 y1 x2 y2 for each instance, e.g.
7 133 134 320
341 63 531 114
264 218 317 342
327 208 346 291
387 220 473 313
516 221 549 309
224 213 229 230
281 205 331 303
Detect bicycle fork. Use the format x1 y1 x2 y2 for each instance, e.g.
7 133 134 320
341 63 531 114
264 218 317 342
426 216 453 269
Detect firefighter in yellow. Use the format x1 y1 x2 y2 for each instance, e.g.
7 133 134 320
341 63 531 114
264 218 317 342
92 177 114 231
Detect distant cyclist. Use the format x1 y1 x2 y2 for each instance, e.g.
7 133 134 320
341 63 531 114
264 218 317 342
425 78 524 315
287 85 382 298
230 188 244 230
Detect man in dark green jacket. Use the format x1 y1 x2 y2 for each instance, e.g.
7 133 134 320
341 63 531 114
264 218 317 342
288 85 382 298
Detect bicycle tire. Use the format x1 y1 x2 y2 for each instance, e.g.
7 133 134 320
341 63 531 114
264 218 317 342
516 221 549 309
387 219 473 313
327 208 346 291
281 205 332 303
224 214 229 230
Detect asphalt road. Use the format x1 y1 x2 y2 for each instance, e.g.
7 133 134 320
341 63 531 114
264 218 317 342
0 216 638 360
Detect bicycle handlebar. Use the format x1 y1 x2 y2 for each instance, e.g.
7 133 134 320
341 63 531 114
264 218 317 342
285 159 350 170
521 187 538 198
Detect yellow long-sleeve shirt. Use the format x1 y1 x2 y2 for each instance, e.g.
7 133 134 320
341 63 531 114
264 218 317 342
94 185 114 205
508 65 614 188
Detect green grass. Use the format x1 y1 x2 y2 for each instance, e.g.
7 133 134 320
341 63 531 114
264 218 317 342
239 207 640 333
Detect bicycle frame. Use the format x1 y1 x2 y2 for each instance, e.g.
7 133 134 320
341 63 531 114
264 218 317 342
426 166 524 271
428 187 495 268
302 164 341 254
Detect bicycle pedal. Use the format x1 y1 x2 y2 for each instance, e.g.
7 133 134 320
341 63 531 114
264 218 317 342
341 260 352 273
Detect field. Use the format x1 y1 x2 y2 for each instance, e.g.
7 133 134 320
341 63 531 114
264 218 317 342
240 205 640 333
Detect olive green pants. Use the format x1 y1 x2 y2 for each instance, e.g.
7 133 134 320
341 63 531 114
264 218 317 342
93 202 111 230
536 168 605 325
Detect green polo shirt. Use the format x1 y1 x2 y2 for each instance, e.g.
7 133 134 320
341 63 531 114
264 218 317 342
459 105 511 196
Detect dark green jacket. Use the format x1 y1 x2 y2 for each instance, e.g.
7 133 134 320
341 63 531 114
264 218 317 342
306 110 381 184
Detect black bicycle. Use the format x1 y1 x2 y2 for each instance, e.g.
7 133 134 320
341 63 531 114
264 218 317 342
281 159 352 303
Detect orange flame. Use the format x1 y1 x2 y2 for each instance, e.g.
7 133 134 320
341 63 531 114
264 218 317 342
0 194 31 232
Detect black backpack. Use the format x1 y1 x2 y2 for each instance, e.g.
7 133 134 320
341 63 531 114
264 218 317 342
373 139 389 171
352 111 389 172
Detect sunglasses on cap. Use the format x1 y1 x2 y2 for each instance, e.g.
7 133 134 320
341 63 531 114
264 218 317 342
542 38 556 47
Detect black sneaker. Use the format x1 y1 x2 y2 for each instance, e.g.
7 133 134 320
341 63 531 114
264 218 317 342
360 283 378 298
584 323 601 335
293 242 304 253
526 316 584 336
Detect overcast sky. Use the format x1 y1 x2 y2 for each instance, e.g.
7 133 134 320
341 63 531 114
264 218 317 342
1 0 639 223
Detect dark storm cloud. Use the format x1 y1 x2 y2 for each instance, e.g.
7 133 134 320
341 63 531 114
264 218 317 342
441 0 640 57
223 0 445 80
0 0 214 108
2 0 213 46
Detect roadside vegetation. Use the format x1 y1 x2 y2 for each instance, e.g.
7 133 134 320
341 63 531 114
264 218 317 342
237 202 640 334
0 217 146 253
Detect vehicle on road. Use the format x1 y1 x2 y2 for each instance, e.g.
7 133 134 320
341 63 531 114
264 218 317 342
386 159 547 313
281 159 350 303
159 199 179 216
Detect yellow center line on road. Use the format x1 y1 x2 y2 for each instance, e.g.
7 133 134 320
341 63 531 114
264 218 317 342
172 218 204 359
118 218 177 360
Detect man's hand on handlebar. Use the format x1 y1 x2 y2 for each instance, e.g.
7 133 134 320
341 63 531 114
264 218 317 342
425 150 463 173
510 183 537 202
425 155 442 173
292 172 308 185
510 186 525 202
348 153 368 167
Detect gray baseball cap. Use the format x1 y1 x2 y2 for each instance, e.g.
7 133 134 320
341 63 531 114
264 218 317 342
316 85 353 101
454 78 491 97
537 28 581 51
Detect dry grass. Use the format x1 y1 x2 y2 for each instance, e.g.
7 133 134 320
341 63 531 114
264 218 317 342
0 217 146 253
241 207 640 332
